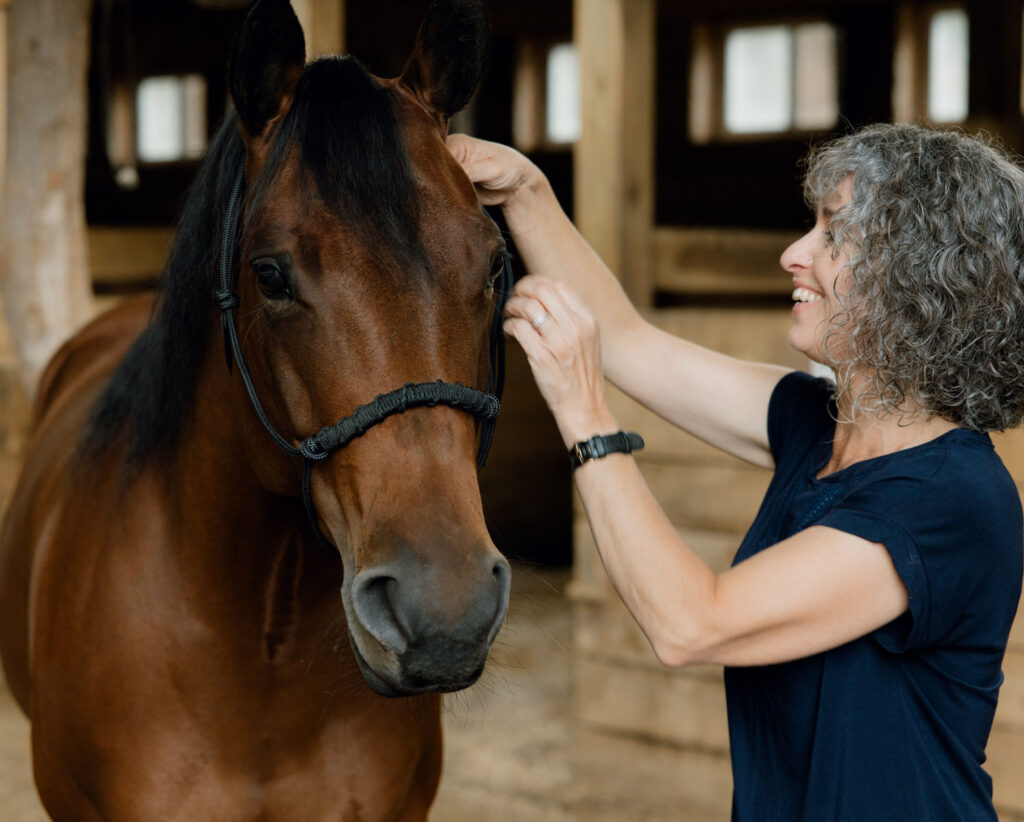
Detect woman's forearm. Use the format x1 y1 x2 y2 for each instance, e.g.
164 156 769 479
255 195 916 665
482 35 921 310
497 171 644 373
572 452 718 667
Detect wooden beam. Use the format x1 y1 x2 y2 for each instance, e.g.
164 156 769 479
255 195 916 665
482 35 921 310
0 0 95 395
574 0 656 306
292 0 345 57
621 0 656 305
0 0 9 221
652 227 799 296
87 227 175 287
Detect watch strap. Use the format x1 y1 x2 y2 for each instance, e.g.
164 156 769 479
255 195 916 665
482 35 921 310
568 431 645 469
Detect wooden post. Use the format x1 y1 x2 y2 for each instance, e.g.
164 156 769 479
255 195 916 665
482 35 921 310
0 0 9 220
0 0 95 397
573 0 655 306
292 0 345 57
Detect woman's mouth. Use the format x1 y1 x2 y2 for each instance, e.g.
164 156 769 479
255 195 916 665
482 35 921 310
792 286 823 304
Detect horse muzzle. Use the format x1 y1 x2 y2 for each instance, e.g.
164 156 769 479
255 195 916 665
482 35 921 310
343 549 511 697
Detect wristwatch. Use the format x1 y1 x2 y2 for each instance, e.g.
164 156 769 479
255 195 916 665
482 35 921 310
568 431 645 470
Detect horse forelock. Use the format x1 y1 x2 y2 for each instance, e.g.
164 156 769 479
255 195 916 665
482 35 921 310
245 56 428 270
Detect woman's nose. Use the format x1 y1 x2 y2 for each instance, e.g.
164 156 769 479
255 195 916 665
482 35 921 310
780 231 813 273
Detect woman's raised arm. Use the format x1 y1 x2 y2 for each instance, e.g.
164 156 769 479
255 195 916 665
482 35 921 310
447 134 789 467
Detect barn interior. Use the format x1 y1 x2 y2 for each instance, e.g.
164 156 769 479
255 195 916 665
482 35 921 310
2 0 1024 819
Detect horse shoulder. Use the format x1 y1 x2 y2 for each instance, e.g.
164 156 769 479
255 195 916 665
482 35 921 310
0 296 152 714
32 295 153 428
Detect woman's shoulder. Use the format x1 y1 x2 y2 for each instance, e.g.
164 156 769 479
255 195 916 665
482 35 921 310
845 428 1022 562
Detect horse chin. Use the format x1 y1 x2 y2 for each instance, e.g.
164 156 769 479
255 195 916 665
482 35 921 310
347 631 487 698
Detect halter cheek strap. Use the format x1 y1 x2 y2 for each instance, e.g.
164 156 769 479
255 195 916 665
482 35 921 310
214 165 511 545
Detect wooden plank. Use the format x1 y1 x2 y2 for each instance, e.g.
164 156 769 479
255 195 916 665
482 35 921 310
992 427 1024 484
638 305 808 364
1010 610 1024 654
292 0 345 58
621 0 655 305
653 226 801 296
1 0 95 394
995 647 1024 733
87 227 174 287
574 727 732 818
989 726 1024 813
0 0 8 220
574 0 625 284
635 459 772 533
575 655 731 752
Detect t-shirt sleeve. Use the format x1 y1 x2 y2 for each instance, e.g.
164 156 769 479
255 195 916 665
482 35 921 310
816 495 927 652
814 453 1022 653
767 371 836 466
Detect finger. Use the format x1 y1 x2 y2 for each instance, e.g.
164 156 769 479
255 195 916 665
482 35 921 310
504 294 551 328
518 278 577 326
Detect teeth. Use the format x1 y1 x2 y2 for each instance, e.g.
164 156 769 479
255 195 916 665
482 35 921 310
792 287 822 303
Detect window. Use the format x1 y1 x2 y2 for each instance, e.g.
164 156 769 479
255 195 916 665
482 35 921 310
690 20 838 143
893 5 969 124
136 74 207 163
927 9 969 122
546 44 581 144
513 41 580 151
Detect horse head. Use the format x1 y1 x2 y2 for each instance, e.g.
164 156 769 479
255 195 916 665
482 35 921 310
224 0 510 697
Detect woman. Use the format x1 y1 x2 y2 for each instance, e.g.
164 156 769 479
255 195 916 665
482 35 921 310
448 124 1024 820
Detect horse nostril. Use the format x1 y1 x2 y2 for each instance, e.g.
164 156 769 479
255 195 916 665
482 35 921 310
488 556 512 643
352 573 410 656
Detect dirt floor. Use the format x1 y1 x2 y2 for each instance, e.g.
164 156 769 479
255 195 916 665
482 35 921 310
0 561 726 821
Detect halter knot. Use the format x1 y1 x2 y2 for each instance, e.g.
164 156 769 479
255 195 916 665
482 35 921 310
215 288 240 311
300 438 331 461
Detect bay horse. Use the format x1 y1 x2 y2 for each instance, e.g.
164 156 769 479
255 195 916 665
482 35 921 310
0 0 513 818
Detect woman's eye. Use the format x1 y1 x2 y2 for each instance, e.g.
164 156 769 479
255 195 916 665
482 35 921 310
253 260 291 300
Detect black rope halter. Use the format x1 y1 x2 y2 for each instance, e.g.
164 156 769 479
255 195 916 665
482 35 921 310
214 165 511 545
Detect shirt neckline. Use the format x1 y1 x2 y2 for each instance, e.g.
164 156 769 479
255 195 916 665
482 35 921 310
809 426 987 484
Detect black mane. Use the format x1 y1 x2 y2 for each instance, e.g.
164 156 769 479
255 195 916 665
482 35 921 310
81 56 423 467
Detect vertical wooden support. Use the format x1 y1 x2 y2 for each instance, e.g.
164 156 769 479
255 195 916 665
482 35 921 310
574 0 655 305
0 0 9 220
0 0 95 396
292 0 345 57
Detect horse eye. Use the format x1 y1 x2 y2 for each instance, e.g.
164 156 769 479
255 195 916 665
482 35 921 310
488 254 506 283
253 259 291 300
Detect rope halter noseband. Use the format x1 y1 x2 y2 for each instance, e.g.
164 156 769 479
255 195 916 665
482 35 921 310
214 165 511 544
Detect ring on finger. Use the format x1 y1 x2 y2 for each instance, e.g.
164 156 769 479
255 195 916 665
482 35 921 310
531 312 549 330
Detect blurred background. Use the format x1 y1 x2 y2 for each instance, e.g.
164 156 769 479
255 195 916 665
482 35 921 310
1 1 1023 819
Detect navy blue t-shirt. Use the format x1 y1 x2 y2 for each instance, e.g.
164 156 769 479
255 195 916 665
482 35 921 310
725 371 1023 821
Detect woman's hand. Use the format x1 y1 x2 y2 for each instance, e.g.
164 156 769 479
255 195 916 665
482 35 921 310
446 133 542 212
504 276 619 446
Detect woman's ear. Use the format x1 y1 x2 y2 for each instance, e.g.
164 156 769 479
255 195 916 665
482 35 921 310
229 0 306 141
398 0 488 125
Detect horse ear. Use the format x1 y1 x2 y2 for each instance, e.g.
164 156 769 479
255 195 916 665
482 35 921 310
229 0 306 138
399 0 488 121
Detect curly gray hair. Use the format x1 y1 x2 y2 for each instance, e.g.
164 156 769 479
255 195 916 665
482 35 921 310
803 123 1024 432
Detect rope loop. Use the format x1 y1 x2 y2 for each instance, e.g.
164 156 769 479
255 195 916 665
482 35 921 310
215 288 240 311
300 437 331 461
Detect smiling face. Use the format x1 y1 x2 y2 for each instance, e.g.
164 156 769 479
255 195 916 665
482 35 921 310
781 177 854 365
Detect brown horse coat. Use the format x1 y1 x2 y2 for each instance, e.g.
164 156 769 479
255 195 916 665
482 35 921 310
0 1 509 818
